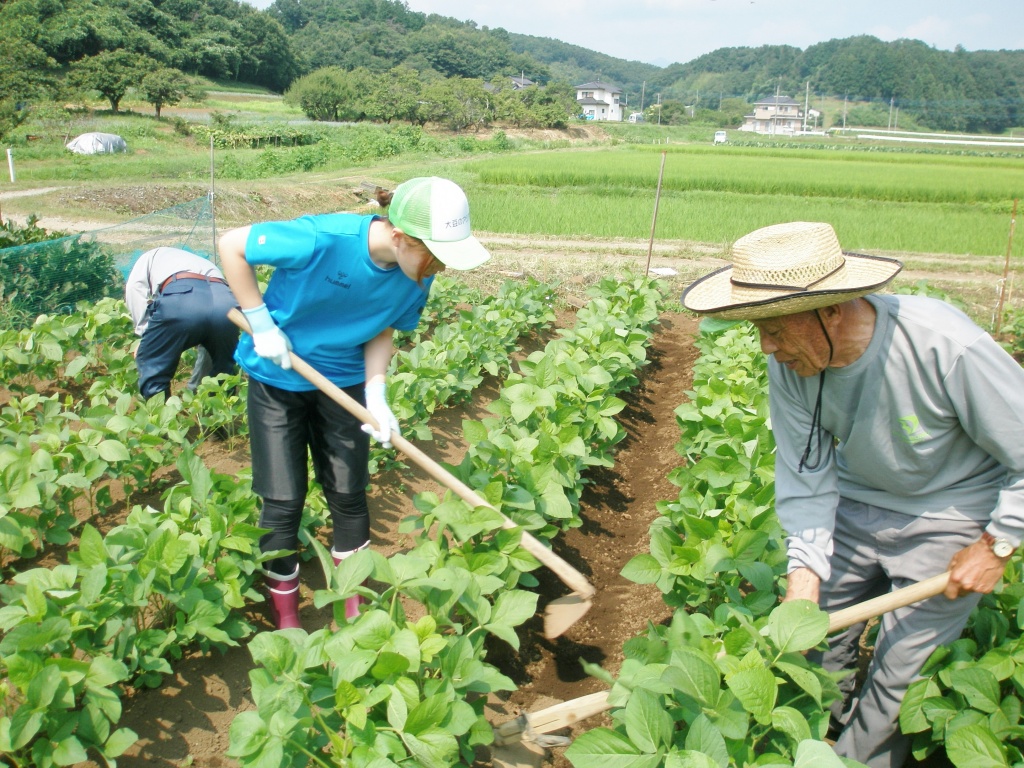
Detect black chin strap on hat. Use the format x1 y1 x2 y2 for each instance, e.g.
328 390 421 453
798 309 835 473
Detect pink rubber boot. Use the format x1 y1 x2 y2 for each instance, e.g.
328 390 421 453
265 565 302 630
332 542 369 620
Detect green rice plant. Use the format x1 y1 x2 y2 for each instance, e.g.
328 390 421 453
463 184 1017 257
470 146 1023 205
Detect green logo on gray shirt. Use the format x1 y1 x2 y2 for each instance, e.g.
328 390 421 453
898 415 931 444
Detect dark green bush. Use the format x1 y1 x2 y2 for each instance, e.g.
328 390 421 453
0 216 122 326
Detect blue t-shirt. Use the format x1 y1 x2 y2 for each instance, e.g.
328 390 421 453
236 213 431 390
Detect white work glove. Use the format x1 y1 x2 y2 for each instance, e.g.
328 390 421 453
243 304 292 370
362 380 399 449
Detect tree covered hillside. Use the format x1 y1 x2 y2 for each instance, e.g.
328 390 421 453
647 36 1024 132
267 0 547 83
2 0 1022 133
0 0 300 95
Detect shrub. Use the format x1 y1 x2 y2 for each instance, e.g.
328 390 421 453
0 217 122 326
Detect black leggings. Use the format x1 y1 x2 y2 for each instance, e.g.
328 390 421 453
260 490 370 577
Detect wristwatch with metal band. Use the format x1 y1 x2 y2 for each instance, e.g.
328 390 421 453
981 531 1014 559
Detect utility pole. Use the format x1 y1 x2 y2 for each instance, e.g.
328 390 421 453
640 81 645 113
803 81 809 133
843 94 848 130
888 97 894 130
772 81 780 136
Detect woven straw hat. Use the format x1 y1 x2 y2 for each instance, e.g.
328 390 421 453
681 221 903 320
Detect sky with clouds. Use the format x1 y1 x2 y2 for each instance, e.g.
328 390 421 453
352 0 1024 68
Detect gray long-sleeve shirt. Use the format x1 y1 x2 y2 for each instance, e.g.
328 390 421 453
769 294 1024 580
125 247 225 336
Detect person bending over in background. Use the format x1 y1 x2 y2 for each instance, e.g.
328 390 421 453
682 221 1024 768
125 246 240 399
218 177 491 630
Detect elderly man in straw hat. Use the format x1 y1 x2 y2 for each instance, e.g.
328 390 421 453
682 221 1024 768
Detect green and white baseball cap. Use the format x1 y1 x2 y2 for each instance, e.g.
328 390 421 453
388 177 491 270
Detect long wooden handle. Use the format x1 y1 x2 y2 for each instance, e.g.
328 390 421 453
827 571 950 633
509 571 953 739
228 308 596 599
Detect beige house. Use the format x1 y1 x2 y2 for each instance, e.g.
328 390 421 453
740 95 804 135
575 81 623 122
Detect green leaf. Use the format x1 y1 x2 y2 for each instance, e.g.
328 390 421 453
405 695 449 736
227 711 269 758
64 355 90 378
768 600 829 654
87 656 129 688
403 728 459 768
624 689 672 752
770 706 812 746
682 714 728 768
948 668 1002 714
775 660 823 706
665 751 720 768
944 722 1007 768
53 736 89 766
27 664 62 709
101 727 138 758
662 649 721 707
699 317 743 335
726 665 777 723
565 728 662 768
8 708 44 751
76 524 107 567
622 554 662 584
462 419 488 445
97 439 130 462
900 679 942 734
504 382 556 422
484 620 521 650
373 651 411 680
491 590 538 629
793 739 848 768
706 690 749 741
388 688 408 731
10 478 41 508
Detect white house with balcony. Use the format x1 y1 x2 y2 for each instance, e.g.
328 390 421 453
575 81 623 122
740 95 804 135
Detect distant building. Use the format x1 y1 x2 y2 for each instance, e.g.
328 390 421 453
485 75 537 94
575 81 623 122
740 95 804 135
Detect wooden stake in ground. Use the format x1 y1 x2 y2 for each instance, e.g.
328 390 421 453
994 198 1018 337
644 150 667 276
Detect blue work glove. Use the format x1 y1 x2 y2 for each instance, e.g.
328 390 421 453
243 304 292 370
362 380 399 449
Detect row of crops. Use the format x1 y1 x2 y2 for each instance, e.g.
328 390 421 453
2 271 1022 768
565 323 1024 768
0 273 663 767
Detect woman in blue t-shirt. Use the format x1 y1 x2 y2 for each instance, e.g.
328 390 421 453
218 177 491 629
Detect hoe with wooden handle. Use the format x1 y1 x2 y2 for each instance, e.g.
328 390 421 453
229 308 596 638
493 571 952 747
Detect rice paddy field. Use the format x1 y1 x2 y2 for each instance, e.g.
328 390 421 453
462 144 1023 257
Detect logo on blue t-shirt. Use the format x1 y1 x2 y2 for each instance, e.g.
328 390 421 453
325 271 351 289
